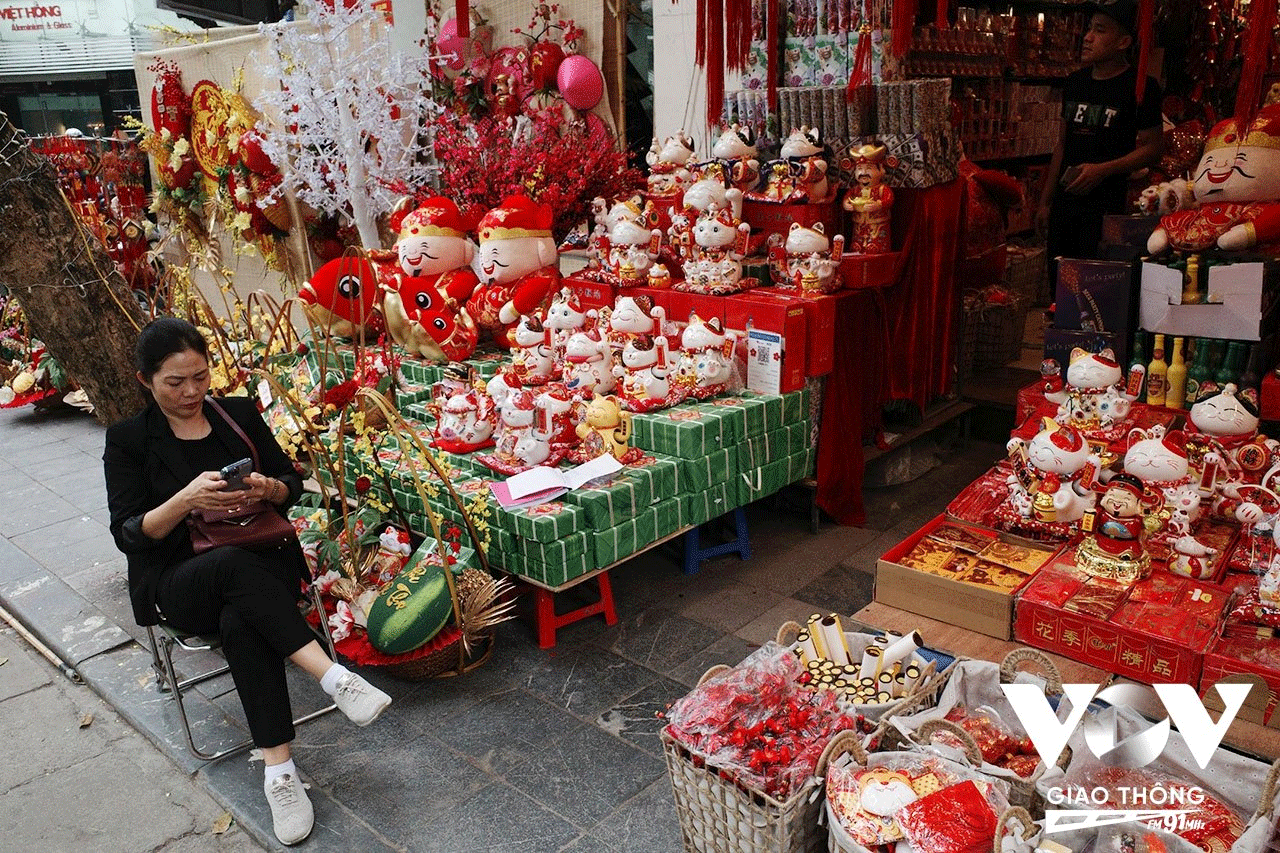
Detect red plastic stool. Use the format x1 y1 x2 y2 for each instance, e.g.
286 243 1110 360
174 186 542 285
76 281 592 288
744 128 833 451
526 570 618 649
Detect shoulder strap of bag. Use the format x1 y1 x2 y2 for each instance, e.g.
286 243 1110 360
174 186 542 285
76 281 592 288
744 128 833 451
204 396 261 472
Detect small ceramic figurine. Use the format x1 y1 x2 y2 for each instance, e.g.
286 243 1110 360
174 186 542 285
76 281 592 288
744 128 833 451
752 126 832 203
768 222 845 293
534 383 578 449
432 386 497 453
605 215 663 287
1006 418 1099 523
1123 427 1194 522
1077 473 1155 582
379 196 481 362
674 313 735 400
603 294 665 357
1187 383 1277 495
613 336 673 413
570 394 643 464
1148 103 1280 254
563 328 616 396
667 180 744 262
468 194 561 349
677 204 753 294
543 287 592 363
1056 348 1136 428
368 525 413 589
1169 534 1219 580
484 369 521 411
645 132 696 197
511 314 557 386
707 124 760 194
842 143 894 255
489 388 537 460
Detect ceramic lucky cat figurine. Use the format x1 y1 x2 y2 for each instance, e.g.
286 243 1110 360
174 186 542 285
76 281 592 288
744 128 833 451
645 132 696 198
1122 427 1195 537
677 203 752 295
510 314 557 386
613 336 673 413
674 314 735 400
767 222 845 293
1056 347 1136 428
1187 383 1279 488
1006 418 1100 523
751 126 832 203
563 328 616 396
544 286 592 363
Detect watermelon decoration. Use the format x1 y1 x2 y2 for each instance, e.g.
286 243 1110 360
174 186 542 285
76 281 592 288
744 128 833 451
364 545 455 655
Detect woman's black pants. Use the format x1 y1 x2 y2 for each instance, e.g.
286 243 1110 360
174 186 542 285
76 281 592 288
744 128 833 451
155 545 322 749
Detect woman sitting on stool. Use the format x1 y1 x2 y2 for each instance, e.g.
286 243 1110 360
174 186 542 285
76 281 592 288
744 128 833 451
103 317 391 846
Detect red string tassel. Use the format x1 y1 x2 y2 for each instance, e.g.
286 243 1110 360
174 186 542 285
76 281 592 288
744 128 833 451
455 0 469 37
726 0 753 70
1234 0 1279 123
696 0 707 68
1133 0 1153 102
766 0 780 113
936 0 948 28
846 23 873 102
707 0 725 128
891 0 917 57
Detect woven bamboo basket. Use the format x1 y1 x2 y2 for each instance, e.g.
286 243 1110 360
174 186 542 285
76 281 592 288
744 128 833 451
663 684 866 853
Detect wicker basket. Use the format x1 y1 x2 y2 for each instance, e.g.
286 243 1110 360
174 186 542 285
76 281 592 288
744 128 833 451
1004 245 1048 306
958 292 1029 379
663 721 865 853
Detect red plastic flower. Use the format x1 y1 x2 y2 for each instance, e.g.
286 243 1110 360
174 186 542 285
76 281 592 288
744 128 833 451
354 476 372 494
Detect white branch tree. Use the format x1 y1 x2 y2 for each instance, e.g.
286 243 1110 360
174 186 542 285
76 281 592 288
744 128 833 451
255 0 439 249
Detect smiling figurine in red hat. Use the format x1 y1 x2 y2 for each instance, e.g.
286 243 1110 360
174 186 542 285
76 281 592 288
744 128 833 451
1149 103 1280 254
468 194 561 349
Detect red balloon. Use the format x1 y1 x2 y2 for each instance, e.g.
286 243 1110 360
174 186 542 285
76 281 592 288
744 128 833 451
556 54 603 111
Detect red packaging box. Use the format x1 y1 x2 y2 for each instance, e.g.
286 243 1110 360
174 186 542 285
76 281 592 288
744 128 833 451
1200 633 1280 725
839 252 900 290
730 289 839 377
724 292 807 393
680 292 725 325
1013 546 1228 685
1264 371 1280 421
564 274 618 313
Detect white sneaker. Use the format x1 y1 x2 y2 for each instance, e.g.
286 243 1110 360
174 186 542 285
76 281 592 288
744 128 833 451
333 672 391 726
265 773 314 846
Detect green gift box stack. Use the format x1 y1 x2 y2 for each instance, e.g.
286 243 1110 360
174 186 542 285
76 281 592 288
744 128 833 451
593 507 659 567
403 400 435 424
490 548 594 588
734 391 786 434
516 529 592 566
491 499 587 543
630 403 732 459
737 423 810 471
678 448 737 495
679 482 732 527
397 357 445 387
563 469 653 528
781 386 810 425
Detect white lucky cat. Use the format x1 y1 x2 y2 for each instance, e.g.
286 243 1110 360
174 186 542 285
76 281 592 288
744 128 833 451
769 222 845 292
606 217 662 286
605 294 665 357
1007 418 1099 522
708 124 760 193
511 314 556 385
493 388 536 457
612 336 672 412
1057 347 1135 426
563 329 616 395
1188 382 1278 511
544 287 592 361
645 132 696 196
1123 427 1196 532
675 314 734 398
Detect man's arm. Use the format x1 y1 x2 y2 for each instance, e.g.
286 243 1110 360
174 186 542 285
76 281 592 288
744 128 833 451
1065 125 1164 196
1036 123 1068 235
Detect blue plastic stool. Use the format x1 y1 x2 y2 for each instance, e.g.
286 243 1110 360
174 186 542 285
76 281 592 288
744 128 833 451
682 507 752 575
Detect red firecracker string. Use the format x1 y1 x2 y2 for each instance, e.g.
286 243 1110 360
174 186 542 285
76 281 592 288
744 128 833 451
1234 0 1279 123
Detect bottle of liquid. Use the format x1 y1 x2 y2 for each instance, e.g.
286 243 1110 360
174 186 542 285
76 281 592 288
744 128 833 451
1217 341 1247 386
1240 341 1267 390
1127 331 1147 399
1181 255 1203 305
1165 337 1188 409
1146 334 1168 406
1185 338 1210 404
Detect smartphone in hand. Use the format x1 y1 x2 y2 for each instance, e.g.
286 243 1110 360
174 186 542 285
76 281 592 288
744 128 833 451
219 458 253 491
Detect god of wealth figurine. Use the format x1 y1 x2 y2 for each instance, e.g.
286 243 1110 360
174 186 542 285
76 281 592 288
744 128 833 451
842 143 894 255
1076 473 1161 582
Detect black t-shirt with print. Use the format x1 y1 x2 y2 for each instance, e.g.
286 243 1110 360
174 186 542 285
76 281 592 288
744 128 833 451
1059 65 1162 208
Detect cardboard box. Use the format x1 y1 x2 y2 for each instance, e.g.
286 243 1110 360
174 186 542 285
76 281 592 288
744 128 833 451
1053 258 1137 334
724 292 808 394
876 514 1046 640
1043 327 1126 373
1013 547 1226 685
738 289 840 377
1101 214 1161 249
1140 260 1280 341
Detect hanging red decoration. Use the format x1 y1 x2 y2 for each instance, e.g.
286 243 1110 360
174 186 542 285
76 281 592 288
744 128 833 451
694 0 756 129
891 0 918 58
1234 0 1280 123
1133 0 1154 102
846 23 874 103
936 0 948 28
455 0 469 37
766 0 780 113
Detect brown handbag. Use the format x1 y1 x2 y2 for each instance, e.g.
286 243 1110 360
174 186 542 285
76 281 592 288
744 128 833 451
186 397 298 555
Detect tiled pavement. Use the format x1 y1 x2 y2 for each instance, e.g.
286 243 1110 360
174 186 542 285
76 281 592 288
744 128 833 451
0 402 1005 852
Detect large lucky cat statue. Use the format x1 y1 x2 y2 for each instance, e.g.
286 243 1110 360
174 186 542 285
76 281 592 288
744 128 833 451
1006 418 1100 523
1148 103 1280 254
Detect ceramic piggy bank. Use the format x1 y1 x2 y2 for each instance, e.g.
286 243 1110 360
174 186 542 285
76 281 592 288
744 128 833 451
1149 103 1280 254
646 132 696 197
753 126 831 203
842 143 894 255
511 314 556 386
433 388 497 453
768 222 845 293
468 194 560 348
563 329 616 396
677 205 752 294
674 314 735 400
380 197 481 362
613 336 673 413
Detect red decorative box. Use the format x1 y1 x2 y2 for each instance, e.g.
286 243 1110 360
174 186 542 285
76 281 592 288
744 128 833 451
729 289 840 377
564 274 618 313
1263 371 1280 421
741 198 838 244
1201 633 1280 725
1014 546 1229 685
839 252 900 290
724 292 808 393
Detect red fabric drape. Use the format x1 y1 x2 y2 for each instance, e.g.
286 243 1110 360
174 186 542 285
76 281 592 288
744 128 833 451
1234 0 1280 123
816 180 965 525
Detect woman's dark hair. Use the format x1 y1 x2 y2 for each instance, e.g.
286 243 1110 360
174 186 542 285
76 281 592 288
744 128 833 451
135 317 209 380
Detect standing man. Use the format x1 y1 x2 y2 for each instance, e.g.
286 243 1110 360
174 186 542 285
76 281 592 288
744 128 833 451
1037 0 1164 267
